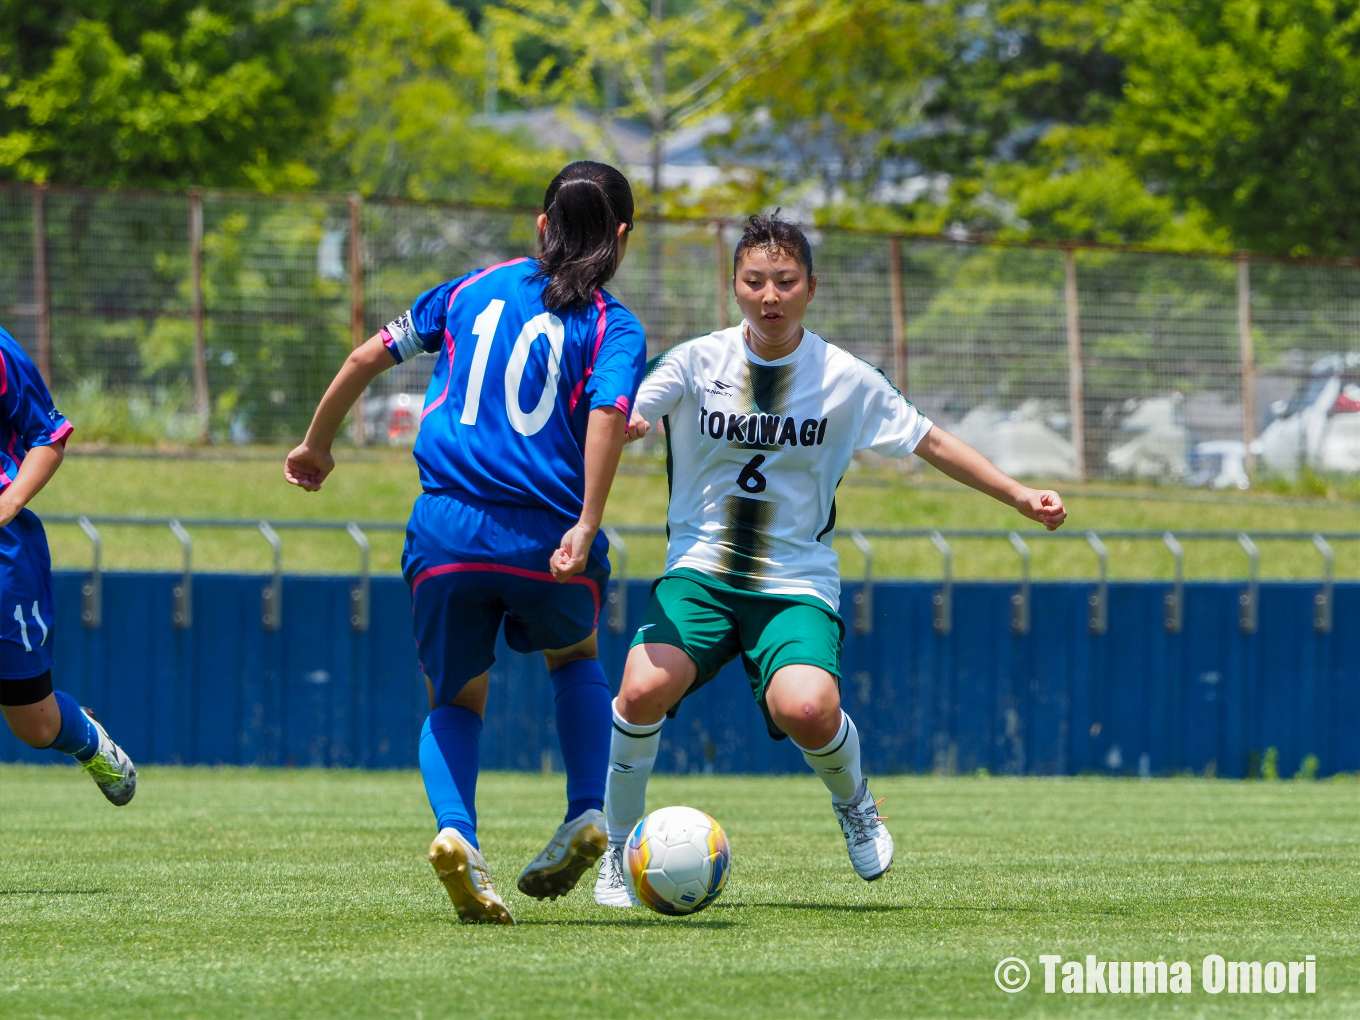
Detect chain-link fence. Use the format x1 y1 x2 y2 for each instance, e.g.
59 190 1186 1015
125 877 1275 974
4 182 1359 483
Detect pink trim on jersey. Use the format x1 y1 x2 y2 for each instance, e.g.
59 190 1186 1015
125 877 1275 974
49 420 73 445
379 326 395 348
0 349 7 397
420 341 456 422
568 290 611 415
447 257 531 313
613 395 630 415
419 258 531 423
411 561 601 621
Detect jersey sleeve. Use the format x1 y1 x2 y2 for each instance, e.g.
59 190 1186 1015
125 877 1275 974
855 363 932 457
633 344 689 423
381 275 469 364
583 302 647 416
0 341 71 450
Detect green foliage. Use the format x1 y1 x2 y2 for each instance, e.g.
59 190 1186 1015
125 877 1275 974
322 0 563 205
1296 753 1320 780
1112 0 1360 257
0 1 336 190
56 377 203 445
1262 745 1280 781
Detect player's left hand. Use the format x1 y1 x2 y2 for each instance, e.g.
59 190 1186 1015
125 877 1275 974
551 522 596 581
1016 488 1066 530
0 496 19 529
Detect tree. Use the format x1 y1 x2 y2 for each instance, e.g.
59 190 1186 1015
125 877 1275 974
0 0 337 190
1111 0 1360 257
709 0 945 222
490 0 765 206
321 0 563 206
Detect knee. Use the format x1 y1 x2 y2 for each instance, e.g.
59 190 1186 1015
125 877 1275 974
617 649 692 725
767 690 841 746
543 646 597 673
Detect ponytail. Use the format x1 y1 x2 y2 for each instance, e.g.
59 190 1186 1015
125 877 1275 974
533 161 635 311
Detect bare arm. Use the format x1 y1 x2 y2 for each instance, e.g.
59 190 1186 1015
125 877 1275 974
914 425 1067 530
285 334 395 491
551 406 628 580
0 441 65 527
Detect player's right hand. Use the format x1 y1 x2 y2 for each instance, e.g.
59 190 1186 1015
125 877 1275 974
624 411 651 443
284 443 335 491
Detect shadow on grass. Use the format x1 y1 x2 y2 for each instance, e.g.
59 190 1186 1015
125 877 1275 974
517 918 737 928
0 889 110 895
718 901 1042 913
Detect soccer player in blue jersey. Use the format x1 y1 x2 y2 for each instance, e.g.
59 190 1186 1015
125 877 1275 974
286 161 646 925
0 329 137 804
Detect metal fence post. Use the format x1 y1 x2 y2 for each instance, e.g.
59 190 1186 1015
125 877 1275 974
189 191 210 442
714 222 729 330
1163 532 1184 634
930 530 952 635
259 522 282 631
603 526 628 634
32 185 51 386
349 194 367 445
77 516 102 628
1238 253 1255 474
170 520 193 628
1086 531 1108 634
1063 246 1086 483
1312 534 1333 634
347 522 370 631
1237 533 1258 634
1008 532 1030 635
889 235 907 394
851 531 873 635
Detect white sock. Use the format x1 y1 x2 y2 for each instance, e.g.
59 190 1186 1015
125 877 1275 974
604 699 663 844
797 710 863 804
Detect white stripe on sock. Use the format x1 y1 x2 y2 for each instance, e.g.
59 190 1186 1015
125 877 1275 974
605 699 662 843
796 710 863 804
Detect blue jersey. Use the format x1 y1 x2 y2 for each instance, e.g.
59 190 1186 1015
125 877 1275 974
382 258 646 521
0 328 71 492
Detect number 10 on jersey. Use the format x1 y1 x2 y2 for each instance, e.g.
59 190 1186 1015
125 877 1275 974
459 299 566 438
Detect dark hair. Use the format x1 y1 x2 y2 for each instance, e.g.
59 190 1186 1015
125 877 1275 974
733 212 814 277
532 161 634 311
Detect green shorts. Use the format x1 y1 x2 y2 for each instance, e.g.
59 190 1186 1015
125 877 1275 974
630 568 845 740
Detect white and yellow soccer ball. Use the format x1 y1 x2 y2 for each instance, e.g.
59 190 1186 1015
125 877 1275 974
623 805 730 915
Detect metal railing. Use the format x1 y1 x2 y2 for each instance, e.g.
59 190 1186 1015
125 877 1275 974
44 516 1354 637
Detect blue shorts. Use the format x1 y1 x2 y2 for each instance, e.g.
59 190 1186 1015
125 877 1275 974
402 492 611 704
0 508 55 680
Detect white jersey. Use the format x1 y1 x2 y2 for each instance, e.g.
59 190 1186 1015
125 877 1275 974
636 324 933 612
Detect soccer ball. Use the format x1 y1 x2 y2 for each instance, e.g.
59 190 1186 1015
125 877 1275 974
623 806 730 915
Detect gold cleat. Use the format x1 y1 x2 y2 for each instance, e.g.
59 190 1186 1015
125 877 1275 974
428 828 515 925
517 808 609 901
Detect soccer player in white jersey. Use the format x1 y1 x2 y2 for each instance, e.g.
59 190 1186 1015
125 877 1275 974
596 214 1067 904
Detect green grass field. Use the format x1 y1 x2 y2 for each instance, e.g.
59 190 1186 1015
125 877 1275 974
29 448 1360 581
2 766 1356 1019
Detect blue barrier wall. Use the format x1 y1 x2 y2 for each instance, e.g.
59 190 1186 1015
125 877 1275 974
2 571 1355 778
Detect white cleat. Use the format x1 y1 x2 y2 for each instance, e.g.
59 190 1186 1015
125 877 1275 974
593 843 639 908
428 828 515 925
833 780 893 881
518 808 609 901
80 711 137 806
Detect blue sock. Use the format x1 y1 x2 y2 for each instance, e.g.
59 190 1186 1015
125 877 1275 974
45 690 100 762
550 658 612 823
419 705 482 848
